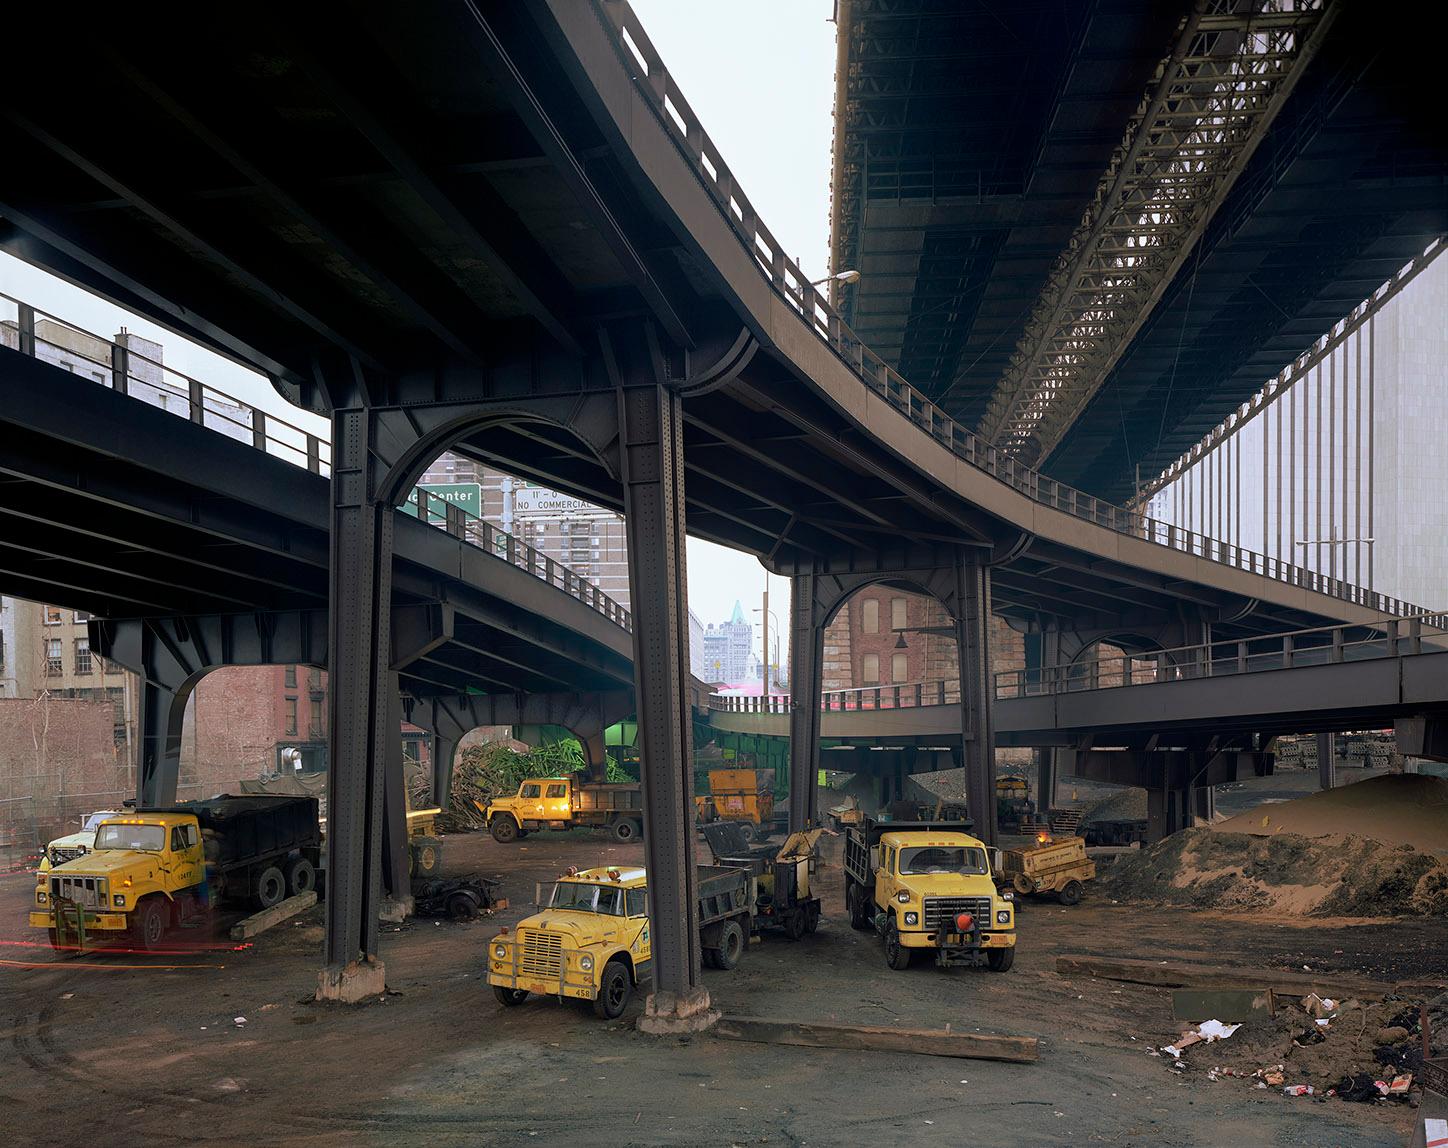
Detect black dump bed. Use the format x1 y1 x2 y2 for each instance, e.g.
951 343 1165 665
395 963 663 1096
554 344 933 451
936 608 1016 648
145 795 320 871
696 864 753 926
843 818 977 883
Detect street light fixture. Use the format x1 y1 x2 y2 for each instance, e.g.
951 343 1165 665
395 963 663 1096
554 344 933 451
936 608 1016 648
810 269 861 287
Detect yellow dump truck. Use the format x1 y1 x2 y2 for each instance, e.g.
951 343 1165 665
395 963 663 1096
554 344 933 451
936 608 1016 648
481 775 644 844
842 818 1015 971
694 768 779 841
31 795 321 952
487 863 753 1019
998 835 1095 905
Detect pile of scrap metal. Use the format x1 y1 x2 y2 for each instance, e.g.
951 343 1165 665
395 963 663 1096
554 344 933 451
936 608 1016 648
411 875 505 921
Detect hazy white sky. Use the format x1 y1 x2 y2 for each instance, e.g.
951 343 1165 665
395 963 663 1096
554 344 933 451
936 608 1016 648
0 1 838 661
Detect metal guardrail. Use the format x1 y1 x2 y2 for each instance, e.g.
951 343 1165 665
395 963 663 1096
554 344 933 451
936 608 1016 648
0 291 634 634
993 612 1448 700
596 0 1433 621
709 679 960 716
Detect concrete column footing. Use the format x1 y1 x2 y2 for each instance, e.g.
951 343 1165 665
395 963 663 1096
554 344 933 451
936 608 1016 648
636 987 718 1035
316 957 386 1003
378 896 414 923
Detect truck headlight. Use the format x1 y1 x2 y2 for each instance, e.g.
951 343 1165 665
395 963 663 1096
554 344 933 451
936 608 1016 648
114 895 126 907
78 845 87 854
903 911 918 926
895 891 910 904
996 910 1010 924
493 944 507 959
579 955 594 971
36 891 47 904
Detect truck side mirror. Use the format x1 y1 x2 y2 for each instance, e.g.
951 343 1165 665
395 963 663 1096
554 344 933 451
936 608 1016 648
869 846 881 872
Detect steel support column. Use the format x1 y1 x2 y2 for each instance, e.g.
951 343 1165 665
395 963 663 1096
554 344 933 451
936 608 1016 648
137 677 184 807
380 673 411 912
320 405 393 997
953 553 997 845
1316 730 1334 790
432 732 458 810
787 573 824 831
617 381 711 1030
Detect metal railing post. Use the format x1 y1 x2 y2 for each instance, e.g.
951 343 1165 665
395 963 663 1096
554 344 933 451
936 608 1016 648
111 341 129 394
1409 616 1422 655
1237 642 1248 674
306 436 321 473
1283 634 1295 669
16 303 35 356
188 378 205 424
251 409 267 451
1330 627 1344 663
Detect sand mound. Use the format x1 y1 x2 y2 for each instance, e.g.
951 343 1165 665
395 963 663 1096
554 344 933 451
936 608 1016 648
1102 827 1448 917
1214 774 1448 855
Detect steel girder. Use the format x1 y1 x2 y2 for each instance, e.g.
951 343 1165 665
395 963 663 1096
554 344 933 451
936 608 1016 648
979 1 1334 463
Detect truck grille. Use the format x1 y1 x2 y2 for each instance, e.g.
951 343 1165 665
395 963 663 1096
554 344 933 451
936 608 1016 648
520 930 563 979
50 875 107 909
50 846 85 865
923 896 992 931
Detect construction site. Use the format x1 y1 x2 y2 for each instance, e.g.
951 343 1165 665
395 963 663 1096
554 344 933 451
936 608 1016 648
2 0 1446 1145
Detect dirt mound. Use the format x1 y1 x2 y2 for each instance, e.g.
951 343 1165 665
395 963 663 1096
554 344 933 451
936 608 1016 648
1214 773 1448 855
1102 827 1448 917
1080 786 1147 824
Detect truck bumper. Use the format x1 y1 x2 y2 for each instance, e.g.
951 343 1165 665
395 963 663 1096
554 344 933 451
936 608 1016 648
487 962 597 1001
30 910 130 931
898 928 1015 949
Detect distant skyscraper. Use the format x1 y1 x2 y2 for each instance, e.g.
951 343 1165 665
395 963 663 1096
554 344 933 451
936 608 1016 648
702 601 753 683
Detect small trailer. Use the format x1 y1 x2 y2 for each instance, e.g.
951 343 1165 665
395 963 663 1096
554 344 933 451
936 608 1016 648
703 822 822 940
998 835 1095 905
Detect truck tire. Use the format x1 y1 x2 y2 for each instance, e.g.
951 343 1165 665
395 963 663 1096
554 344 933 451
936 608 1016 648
709 919 745 971
593 959 633 1020
884 920 912 971
735 821 756 843
987 946 1016 972
611 819 637 842
804 902 820 934
847 881 871 931
1057 880 1084 906
254 865 286 909
782 909 806 941
286 856 316 897
493 986 529 1007
490 817 519 844
131 897 169 952
447 891 481 921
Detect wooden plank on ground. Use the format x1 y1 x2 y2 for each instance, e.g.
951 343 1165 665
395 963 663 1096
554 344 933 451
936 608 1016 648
229 891 317 940
1056 954 1392 999
714 1015 1037 1063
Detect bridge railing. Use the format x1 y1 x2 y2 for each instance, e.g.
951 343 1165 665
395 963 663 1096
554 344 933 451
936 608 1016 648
598 0 1432 621
709 679 960 715
0 290 634 635
993 612 1448 700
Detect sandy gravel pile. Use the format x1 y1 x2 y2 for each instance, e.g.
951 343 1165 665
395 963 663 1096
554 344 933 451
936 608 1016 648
1214 773 1448 855
1102 827 1448 917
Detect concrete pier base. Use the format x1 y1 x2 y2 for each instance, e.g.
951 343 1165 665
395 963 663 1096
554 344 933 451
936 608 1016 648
637 986 719 1035
316 957 386 1003
378 895 414 924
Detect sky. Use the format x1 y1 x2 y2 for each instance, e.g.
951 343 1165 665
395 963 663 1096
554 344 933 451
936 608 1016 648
0 1 839 667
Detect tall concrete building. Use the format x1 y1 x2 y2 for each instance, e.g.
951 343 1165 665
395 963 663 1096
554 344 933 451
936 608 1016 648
703 602 755 684
1145 249 1448 611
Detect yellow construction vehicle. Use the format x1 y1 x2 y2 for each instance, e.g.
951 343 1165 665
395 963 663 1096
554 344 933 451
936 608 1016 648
480 776 644 843
693 768 780 841
487 863 753 1019
998 835 1095 905
842 817 1015 971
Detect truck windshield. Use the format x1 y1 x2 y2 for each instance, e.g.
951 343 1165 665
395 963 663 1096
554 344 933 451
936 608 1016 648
547 883 625 915
94 824 166 852
899 846 987 876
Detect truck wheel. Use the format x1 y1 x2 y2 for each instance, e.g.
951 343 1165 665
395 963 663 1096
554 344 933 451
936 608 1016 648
782 910 806 941
286 857 316 897
593 959 633 1020
804 902 820 934
987 947 1016 972
710 919 745 971
493 986 529 1007
446 891 480 921
1057 880 1084 906
884 921 912 971
254 865 286 909
847 882 871 931
735 821 756 843
131 897 169 952
611 819 638 842
490 817 519 844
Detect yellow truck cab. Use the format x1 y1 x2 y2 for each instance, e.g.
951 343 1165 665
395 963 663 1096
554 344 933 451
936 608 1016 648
842 818 1016 971
488 863 753 1019
31 795 321 952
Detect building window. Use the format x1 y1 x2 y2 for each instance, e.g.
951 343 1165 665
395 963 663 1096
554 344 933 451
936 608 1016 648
861 598 879 634
285 697 298 736
74 639 92 675
284 664 297 688
73 610 92 624
308 666 322 691
891 597 907 632
309 699 323 738
861 653 879 684
45 639 63 676
44 605 64 625
891 652 908 684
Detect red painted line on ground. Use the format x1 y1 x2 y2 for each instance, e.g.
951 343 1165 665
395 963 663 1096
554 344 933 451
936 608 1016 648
0 957 225 970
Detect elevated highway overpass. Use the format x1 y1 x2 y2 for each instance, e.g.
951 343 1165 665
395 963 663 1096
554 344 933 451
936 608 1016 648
3 0 1443 1014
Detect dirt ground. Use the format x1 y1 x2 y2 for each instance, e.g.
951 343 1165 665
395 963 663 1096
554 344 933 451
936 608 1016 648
3 827 1443 1147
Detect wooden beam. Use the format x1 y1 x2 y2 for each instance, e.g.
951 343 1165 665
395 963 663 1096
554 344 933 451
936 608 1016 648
714 1015 1038 1063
